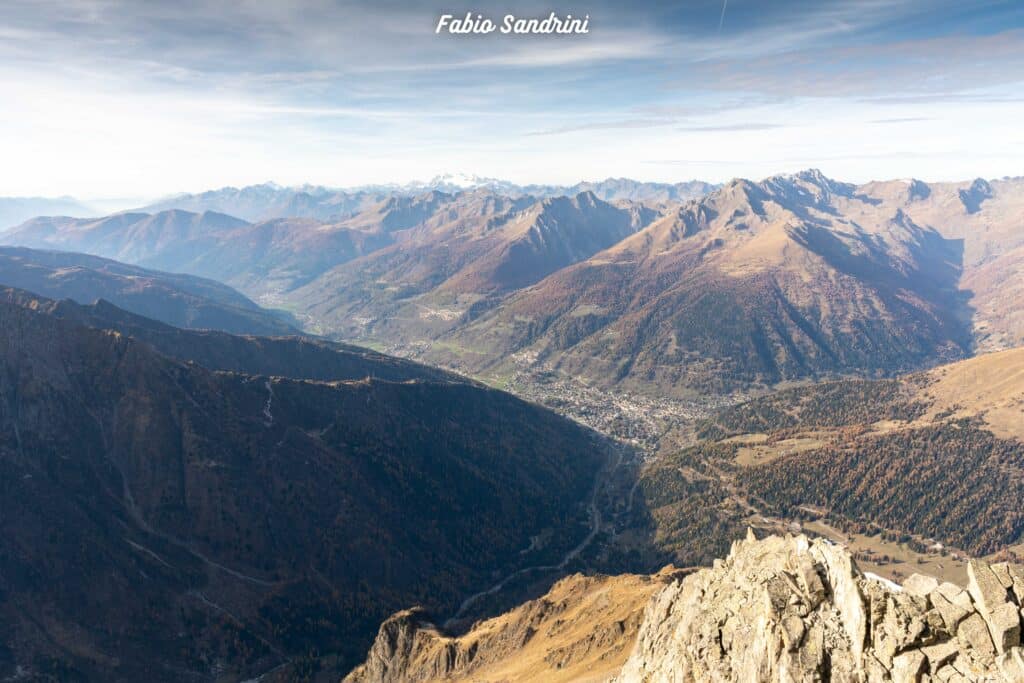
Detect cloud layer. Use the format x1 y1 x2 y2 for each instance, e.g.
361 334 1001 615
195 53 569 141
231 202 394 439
1 0 1022 196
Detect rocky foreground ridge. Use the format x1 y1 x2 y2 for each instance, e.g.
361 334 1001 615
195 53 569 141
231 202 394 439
348 532 1024 682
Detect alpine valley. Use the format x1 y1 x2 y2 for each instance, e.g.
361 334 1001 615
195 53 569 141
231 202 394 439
2 170 1023 682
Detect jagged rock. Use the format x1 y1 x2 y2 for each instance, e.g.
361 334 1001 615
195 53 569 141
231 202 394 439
957 613 996 666
780 614 805 651
931 590 972 632
968 559 1021 655
997 647 1024 681
616 534 869 682
922 639 961 671
1000 564 1024 606
987 603 1022 655
617 535 1023 683
937 581 976 610
992 564 1015 590
968 560 1011 616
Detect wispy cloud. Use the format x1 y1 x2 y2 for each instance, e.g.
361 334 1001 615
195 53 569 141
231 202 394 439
870 117 933 124
526 118 677 137
677 123 787 132
1 0 1022 194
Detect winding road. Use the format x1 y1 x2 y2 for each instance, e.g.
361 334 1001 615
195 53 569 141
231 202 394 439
444 445 625 628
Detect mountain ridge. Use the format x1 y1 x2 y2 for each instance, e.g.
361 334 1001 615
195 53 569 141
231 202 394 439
136 177 714 220
0 246 298 335
5 170 1022 397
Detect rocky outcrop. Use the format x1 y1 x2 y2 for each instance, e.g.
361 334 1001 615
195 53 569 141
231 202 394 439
617 531 1024 682
959 178 993 214
344 572 678 683
347 533 1024 682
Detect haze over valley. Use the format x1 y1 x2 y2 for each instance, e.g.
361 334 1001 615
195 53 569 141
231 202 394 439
4 0 1024 679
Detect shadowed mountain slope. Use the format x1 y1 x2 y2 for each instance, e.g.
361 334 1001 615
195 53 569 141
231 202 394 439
0 288 451 384
0 293 606 682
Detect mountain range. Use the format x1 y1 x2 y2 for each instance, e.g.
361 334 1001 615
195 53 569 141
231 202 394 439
2 168 1024 682
4 170 1020 397
138 176 714 222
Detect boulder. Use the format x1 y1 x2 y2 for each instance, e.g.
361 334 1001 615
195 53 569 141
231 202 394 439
931 590 972 632
921 639 961 671
957 612 996 665
967 559 1021 656
891 648 926 683
938 581 975 610
991 563 1015 590
904 573 940 598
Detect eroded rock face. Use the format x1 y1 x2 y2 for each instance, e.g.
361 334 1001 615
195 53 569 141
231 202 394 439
617 533 1024 683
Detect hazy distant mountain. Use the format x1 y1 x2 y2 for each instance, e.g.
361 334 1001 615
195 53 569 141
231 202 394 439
141 182 392 222
2 191 657 308
0 196 97 230
0 290 605 681
545 178 716 203
390 174 714 202
0 246 297 335
855 174 1024 353
136 177 715 221
1 209 249 265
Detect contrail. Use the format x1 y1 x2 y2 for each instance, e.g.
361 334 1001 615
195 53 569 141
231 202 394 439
718 0 728 32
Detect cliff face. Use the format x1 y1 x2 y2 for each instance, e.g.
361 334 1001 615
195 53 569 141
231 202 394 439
349 533 1024 683
618 532 1024 683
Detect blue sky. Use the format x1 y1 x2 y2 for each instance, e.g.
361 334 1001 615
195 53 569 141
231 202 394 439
1 0 1022 198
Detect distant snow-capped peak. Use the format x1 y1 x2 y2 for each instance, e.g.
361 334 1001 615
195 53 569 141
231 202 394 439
411 174 512 191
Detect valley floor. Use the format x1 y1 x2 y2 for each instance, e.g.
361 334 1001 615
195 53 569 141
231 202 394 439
335 335 1008 634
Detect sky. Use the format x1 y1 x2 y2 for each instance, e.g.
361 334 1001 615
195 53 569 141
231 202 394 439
1 0 1023 199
